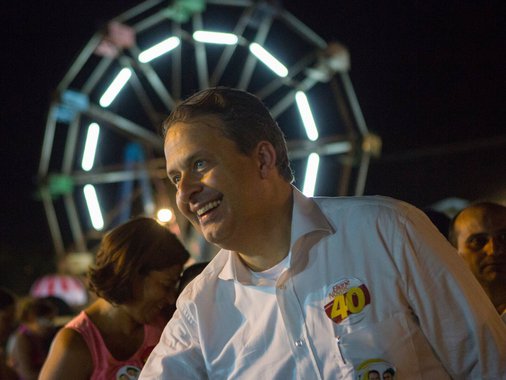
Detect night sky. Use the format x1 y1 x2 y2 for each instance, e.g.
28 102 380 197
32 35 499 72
1 1 504 292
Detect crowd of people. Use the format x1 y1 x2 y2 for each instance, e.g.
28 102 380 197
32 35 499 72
1 87 505 379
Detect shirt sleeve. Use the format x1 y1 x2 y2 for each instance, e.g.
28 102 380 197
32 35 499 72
139 302 207 379
398 205 506 379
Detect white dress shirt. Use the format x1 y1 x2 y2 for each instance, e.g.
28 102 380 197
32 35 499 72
140 188 506 379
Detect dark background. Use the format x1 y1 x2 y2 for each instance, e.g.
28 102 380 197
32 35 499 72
1 1 505 293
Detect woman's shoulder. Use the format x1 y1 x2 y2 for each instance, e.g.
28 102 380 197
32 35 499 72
53 326 89 355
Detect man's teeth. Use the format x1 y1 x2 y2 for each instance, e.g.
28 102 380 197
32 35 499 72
197 200 221 216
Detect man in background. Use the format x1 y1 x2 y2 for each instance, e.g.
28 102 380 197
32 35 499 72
449 201 506 321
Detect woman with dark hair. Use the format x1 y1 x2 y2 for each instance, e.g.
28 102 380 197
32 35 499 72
39 217 189 380
9 297 57 379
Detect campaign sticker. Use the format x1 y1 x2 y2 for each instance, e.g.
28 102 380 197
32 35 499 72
356 358 396 380
115 365 141 380
324 277 371 324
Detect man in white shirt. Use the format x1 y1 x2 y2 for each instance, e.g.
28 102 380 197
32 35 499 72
449 202 506 322
140 87 506 379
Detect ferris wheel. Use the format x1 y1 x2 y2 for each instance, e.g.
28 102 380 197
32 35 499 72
37 0 380 261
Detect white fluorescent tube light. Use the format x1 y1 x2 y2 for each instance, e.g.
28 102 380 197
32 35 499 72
138 36 181 63
83 184 104 230
303 153 320 197
99 68 132 107
249 43 288 77
193 31 238 45
295 91 319 141
81 123 100 171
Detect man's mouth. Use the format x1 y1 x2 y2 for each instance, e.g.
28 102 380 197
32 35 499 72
482 260 506 271
196 200 221 217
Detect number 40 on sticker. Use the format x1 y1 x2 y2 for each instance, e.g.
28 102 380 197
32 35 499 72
325 285 371 324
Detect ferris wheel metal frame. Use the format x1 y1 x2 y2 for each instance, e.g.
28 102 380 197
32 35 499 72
37 0 380 261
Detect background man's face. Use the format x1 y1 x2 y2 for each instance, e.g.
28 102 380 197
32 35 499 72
455 207 506 285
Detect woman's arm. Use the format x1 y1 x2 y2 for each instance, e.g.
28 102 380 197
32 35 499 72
39 327 93 380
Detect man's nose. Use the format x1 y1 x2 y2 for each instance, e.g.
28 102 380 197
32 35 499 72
484 236 505 256
177 173 202 204
491 235 506 256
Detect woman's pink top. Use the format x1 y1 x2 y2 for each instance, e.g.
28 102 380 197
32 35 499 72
65 311 162 379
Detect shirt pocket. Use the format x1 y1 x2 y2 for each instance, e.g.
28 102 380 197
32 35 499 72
335 311 449 379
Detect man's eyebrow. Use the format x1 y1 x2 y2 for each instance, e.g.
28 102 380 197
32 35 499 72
467 232 487 237
167 150 208 174
465 232 487 241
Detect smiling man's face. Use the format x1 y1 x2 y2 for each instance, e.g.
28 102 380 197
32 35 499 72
165 117 267 251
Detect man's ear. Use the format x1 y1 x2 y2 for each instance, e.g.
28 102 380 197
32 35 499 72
256 141 277 178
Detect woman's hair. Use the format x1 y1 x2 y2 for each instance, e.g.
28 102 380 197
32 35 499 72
162 87 294 183
88 217 189 304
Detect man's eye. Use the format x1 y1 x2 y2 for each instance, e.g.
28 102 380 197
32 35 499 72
194 160 206 171
171 175 181 186
467 235 488 251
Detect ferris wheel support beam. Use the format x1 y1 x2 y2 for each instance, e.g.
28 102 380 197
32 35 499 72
255 51 316 99
40 187 65 259
114 0 165 25
63 193 87 252
62 115 80 175
119 57 162 128
269 76 318 119
278 9 327 49
129 45 177 110
82 57 115 96
172 22 183 100
355 152 371 196
340 72 369 136
85 105 163 151
286 136 354 160
57 33 103 94
193 13 210 90
38 105 59 179
210 6 254 86
130 4 168 33
237 7 273 90
71 166 168 186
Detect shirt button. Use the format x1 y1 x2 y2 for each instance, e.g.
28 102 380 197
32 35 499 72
295 339 304 347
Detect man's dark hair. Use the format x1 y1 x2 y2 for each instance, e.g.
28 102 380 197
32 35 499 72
162 87 294 183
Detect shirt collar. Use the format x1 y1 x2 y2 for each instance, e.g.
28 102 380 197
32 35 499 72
219 186 334 283
290 187 334 249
